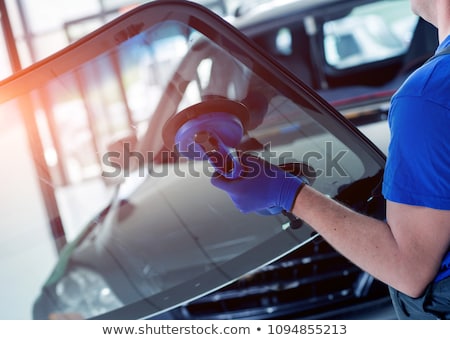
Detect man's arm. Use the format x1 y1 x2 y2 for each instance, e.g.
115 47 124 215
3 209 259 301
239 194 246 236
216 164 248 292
292 185 450 297
211 154 450 297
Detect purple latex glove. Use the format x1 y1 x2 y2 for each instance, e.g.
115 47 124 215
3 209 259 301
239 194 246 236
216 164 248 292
211 154 305 214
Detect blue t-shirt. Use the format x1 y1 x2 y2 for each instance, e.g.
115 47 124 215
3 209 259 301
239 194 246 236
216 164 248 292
382 35 450 282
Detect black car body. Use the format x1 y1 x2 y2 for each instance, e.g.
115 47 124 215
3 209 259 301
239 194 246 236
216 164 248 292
234 0 438 121
0 0 433 320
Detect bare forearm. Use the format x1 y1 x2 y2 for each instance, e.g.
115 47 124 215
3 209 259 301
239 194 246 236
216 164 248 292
291 185 440 297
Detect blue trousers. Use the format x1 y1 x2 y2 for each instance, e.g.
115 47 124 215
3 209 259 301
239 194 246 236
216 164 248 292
389 277 450 319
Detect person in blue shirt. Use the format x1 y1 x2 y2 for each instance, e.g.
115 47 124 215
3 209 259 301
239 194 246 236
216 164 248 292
211 0 450 319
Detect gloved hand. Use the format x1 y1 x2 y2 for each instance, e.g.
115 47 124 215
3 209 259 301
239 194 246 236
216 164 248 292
211 153 305 214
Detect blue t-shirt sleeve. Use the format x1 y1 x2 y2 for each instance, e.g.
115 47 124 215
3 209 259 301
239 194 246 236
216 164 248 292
382 95 450 210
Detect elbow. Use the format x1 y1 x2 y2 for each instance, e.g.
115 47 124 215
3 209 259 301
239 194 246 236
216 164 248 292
400 285 428 299
394 271 436 299
387 250 443 298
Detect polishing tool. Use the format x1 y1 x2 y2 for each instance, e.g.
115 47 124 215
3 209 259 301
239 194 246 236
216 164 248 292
162 99 249 179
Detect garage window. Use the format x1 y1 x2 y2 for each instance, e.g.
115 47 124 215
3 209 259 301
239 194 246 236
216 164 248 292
323 0 418 69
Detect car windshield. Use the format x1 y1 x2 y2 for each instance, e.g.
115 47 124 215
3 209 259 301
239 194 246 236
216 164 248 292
0 2 384 320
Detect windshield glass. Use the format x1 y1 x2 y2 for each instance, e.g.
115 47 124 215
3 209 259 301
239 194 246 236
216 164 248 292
0 2 384 320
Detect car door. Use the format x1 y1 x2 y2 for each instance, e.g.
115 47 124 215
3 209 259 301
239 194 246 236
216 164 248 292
0 1 387 320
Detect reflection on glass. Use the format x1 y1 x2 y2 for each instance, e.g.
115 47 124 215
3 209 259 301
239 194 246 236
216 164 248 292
0 5 384 320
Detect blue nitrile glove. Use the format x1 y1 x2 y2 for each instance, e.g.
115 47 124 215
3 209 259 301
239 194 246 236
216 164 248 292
210 154 305 214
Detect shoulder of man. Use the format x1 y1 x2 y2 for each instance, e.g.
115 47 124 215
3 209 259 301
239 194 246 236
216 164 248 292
393 46 450 107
